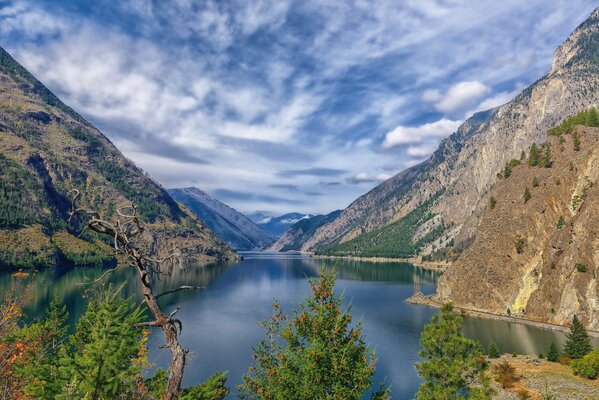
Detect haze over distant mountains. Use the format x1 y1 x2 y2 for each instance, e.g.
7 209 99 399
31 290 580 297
168 187 273 250
247 212 314 238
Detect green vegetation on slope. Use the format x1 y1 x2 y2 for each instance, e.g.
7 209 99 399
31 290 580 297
317 191 445 258
547 107 599 136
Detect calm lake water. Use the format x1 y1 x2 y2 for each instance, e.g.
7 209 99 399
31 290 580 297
2 252 595 399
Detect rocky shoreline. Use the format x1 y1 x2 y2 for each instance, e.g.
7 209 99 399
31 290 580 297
309 253 450 271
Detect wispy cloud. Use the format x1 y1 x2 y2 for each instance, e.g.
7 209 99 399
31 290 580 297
0 0 595 214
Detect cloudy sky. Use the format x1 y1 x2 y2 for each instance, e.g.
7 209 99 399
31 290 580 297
0 1 596 215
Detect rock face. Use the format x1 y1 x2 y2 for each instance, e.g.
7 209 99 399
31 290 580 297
168 187 273 250
0 46 235 269
303 8 599 255
436 126 599 329
269 210 342 252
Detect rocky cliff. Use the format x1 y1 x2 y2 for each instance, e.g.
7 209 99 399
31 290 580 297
0 46 235 269
436 124 599 330
303 8 599 257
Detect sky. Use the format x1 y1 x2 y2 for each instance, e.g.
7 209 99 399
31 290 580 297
0 1 596 215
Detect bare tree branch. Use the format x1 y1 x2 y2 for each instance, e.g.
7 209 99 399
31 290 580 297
155 285 203 300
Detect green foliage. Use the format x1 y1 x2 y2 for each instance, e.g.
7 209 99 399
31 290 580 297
532 177 540 187
238 269 389 400
547 343 560 362
563 315 592 360
528 144 540 167
540 144 552 168
318 191 444 258
180 372 230 400
547 107 599 136
416 303 493 400
573 131 581 151
0 155 40 228
488 341 500 358
556 216 565 230
570 348 599 379
523 187 531 203
489 197 497 209
56 285 145 399
503 159 520 178
576 263 588 273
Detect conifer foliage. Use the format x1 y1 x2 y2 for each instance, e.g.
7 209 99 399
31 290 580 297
238 269 390 400
563 315 592 360
416 303 493 400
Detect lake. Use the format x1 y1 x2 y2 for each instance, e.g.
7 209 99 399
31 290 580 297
1 252 593 399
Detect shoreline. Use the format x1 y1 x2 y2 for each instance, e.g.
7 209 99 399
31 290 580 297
308 253 451 271
407 292 599 336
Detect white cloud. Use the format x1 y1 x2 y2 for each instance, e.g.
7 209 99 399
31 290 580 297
382 118 462 149
430 81 490 114
346 172 391 184
406 143 438 157
422 89 441 102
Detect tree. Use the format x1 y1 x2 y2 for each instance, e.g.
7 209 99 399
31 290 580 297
238 269 390 400
540 144 552 168
573 132 581 151
587 107 599 127
523 187 531 203
532 177 540 187
489 197 497 209
416 303 493 400
68 190 199 399
528 144 540 166
564 315 592 359
488 341 500 358
556 216 565 230
570 348 599 379
56 285 145 399
547 343 560 362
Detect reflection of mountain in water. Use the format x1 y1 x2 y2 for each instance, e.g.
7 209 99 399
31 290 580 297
0 261 234 328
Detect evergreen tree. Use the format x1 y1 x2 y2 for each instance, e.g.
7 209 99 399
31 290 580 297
528 144 540 166
547 343 560 362
488 341 500 358
238 269 390 400
57 285 145 399
573 132 581 151
523 187 531 203
564 315 592 359
587 107 599 127
416 303 493 400
489 197 497 209
541 144 552 168
556 216 565 230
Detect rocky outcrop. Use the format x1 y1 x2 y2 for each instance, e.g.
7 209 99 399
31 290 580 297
303 7 599 256
436 126 599 330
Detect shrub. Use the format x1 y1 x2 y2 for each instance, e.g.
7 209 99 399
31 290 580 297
515 236 525 254
523 187 531 203
488 341 500 358
556 216 565 230
493 361 518 389
532 177 540 187
570 348 599 379
576 263 588 273
547 343 560 362
490 197 497 209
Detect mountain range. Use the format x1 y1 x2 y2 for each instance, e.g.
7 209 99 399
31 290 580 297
268 210 342 252
168 187 273 250
0 46 235 269
248 212 313 237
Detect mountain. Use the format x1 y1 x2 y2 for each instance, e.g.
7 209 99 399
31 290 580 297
436 122 599 329
0 46 235 270
303 8 599 260
268 210 342 252
168 187 273 250
249 212 313 238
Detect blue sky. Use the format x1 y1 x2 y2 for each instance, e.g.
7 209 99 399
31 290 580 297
0 1 596 215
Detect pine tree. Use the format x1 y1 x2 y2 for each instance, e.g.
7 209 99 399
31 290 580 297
541 144 552 168
573 132 581 151
528 143 540 166
587 107 599 127
488 341 500 358
416 303 493 399
489 197 497 209
564 315 592 359
56 285 145 399
238 269 390 400
547 343 560 362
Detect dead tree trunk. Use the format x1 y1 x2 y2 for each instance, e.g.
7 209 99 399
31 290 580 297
68 189 196 400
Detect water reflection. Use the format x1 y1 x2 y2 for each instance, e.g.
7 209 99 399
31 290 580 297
1 253 595 399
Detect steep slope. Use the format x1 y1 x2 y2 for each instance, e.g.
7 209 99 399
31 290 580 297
0 46 235 269
436 123 599 329
250 212 313 238
303 8 599 256
168 187 273 250
268 210 341 252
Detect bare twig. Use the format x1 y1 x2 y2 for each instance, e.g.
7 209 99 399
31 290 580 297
155 285 203 300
